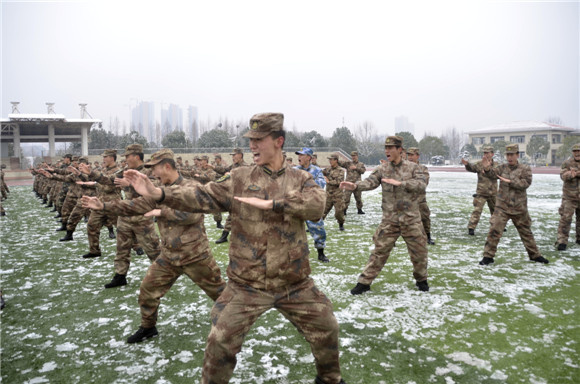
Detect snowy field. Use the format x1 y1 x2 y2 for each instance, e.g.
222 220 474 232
1 172 579 384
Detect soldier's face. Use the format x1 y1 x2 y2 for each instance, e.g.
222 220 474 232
232 153 243 164
201 159 208 167
298 154 311 167
352 155 358 162
385 146 401 164
152 163 170 184
103 156 114 167
573 150 580 161
407 153 419 163
125 154 140 168
506 152 519 165
329 158 338 167
484 151 494 161
249 135 283 167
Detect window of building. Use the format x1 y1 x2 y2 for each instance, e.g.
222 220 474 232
490 136 505 143
533 134 548 141
472 137 485 145
510 136 525 143
552 134 561 144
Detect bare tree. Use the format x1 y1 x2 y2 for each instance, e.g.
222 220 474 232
440 126 465 165
546 116 563 125
354 121 381 159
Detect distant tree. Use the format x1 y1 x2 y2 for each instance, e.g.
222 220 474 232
440 126 465 165
161 130 192 149
491 140 508 160
557 136 580 159
355 122 382 163
118 130 149 150
197 129 234 148
545 116 563 125
284 131 301 147
330 126 357 153
87 128 119 150
301 130 328 148
461 143 478 158
526 136 550 165
396 131 419 149
419 136 448 164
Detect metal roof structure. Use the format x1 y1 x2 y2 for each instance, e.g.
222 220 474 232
466 120 576 135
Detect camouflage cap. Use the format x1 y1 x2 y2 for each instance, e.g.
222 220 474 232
384 136 403 147
78 156 89 164
230 148 243 155
505 143 519 154
572 143 580 151
194 155 201 160
63 153 73 159
327 152 340 160
351 151 359 156
243 113 284 139
482 145 494 153
176 156 182 160
200 155 209 161
122 144 144 156
101 149 117 157
406 147 420 155
144 148 174 168
214 154 222 159
72 156 80 162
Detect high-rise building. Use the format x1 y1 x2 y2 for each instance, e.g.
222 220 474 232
131 101 155 144
187 105 199 143
161 103 183 138
395 115 415 135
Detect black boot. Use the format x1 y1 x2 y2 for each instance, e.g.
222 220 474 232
108 227 116 239
468 228 475 236
479 257 494 265
416 280 429 292
56 221 68 232
127 326 158 344
104 273 127 289
343 209 347 216
357 208 365 214
135 248 144 255
427 233 435 245
82 252 102 258
46 201 53 208
339 223 345 231
59 230 74 242
557 243 567 251
531 256 549 264
317 248 329 263
215 230 229 244
350 282 370 295
42 198 47 205
216 221 224 229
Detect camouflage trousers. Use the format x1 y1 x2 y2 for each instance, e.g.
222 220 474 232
61 193 78 222
87 209 118 254
419 200 431 234
468 194 496 230
139 251 225 328
202 278 343 384
344 188 363 211
483 208 541 260
323 189 345 225
556 198 580 245
306 219 326 249
224 214 232 232
358 221 428 284
213 212 222 225
114 217 161 276
66 199 90 232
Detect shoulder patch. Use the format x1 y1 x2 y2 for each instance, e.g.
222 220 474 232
216 174 230 183
248 184 261 191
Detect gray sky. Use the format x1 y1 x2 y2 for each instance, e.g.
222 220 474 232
2 0 579 139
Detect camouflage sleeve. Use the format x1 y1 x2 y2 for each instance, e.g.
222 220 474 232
179 168 196 178
464 161 478 173
400 166 427 193
161 176 232 214
357 162 366 174
356 168 383 191
104 195 157 217
88 169 116 185
510 165 532 191
326 168 344 186
421 166 430 186
278 172 325 221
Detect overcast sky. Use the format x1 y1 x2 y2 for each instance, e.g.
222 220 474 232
2 0 579 139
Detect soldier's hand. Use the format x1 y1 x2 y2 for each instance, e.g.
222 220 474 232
498 175 511 183
78 163 90 174
81 196 104 210
340 181 357 191
144 209 162 217
350 165 357 170
234 196 273 210
124 170 163 200
114 177 131 187
382 178 402 186
570 170 577 179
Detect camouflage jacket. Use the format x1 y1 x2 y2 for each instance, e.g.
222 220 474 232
51 171 83 198
225 160 249 173
212 162 227 176
181 166 217 184
464 160 498 196
83 164 122 202
322 165 345 192
159 164 326 290
485 162 532 213
559 157 580 201
104 176 208 266
356 159 426 225
339 160 366 183
415 163 430 202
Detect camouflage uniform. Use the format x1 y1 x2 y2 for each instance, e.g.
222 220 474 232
221 156 249 233
556 151 580 246
104 172 225 329
482 145 542 261
322 157 345 227
295 158 327 251
339 152 366 212
156 113 343 384
355 157 429 285
464 152 498 231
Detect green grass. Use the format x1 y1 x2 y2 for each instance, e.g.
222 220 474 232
1 172 579 383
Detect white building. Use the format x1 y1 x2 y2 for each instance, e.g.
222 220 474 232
466 121 577 165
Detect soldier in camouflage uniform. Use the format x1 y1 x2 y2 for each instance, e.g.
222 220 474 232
82 149 226 343
342 136 430 293
323 152 346 231
407 147 435 245
555 143 580 250
339 151 366 215
78 149 122 258
295 147 330 262
461 145 499 235
479 144 549 265
214 148 249 244
124 113 346 384
0 164 8 216
209 154 227 228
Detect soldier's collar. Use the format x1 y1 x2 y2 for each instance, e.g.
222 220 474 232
168 174 183 186
263 166 286 179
